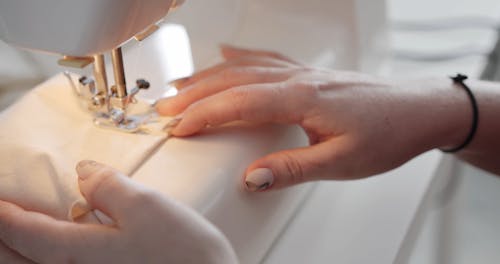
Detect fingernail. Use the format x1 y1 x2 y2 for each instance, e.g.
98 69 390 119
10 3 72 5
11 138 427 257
152 99 163 107
245 168 274 192
76 160 101 180
163 115 183 133
168 76 190 89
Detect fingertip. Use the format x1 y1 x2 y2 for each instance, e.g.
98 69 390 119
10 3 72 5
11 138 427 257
168 106 213 137
244 147 315 191
156 96 191 117
244 168 275 192
245 157 287 191
170 119 202 137
76 160 104 181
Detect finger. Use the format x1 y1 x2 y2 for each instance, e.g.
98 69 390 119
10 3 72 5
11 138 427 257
171 82 314 136
0 200 63 261
244 140 345 191
172 0 185 8
76 160 151 223
0 241 35 264
170 56 296 90
220 44 300 65
0 200 115 264
157 67 299 116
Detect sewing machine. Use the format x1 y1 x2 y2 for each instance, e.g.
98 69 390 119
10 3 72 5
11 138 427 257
0 0 388 263
0 0 186 132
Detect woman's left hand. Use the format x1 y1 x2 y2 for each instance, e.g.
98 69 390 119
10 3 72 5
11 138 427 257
0 161 237 264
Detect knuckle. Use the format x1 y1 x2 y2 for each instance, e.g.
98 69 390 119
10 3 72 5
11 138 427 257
88 169 119 200
326 145 359 180
228 86 250 101
184 101 217 127
279 152 305 185
220 66 242 79
227 87 250 118
288 80 318 96
285 80 320 109
128 188 161 209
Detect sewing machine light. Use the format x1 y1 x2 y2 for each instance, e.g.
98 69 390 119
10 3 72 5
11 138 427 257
58 56 94 69
134 25 161 42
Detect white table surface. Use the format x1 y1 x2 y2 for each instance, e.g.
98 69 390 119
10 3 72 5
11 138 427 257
263 151 442 264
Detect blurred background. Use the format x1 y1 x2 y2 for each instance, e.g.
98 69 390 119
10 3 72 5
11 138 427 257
387 0 500 263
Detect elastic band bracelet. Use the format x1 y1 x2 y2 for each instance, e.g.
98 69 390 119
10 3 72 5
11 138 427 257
441 73 479 153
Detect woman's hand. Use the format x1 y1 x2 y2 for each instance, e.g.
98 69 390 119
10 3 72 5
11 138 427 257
0 161 237 264
156 45 469 191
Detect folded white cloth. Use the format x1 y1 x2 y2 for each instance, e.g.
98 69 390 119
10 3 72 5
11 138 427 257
0 73 169 220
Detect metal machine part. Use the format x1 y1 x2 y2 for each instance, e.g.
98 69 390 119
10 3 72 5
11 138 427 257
66 48 154 133
92 78 153 133
92 54 108 98
111 48 128 99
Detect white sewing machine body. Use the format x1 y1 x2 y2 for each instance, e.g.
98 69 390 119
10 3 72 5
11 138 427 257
0 0 175 56
0 0 388 263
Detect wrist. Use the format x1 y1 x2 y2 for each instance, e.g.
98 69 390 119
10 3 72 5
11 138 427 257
427 77 472 150
439 74 478 152
400 77 472 152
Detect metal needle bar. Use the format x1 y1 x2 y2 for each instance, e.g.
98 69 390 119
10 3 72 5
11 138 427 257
111 47 127 98
93 54 108 96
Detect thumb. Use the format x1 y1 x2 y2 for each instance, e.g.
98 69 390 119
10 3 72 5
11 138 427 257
244 142 337 191
75 160 143 223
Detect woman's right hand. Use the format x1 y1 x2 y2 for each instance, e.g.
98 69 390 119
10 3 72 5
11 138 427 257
156 46 470 191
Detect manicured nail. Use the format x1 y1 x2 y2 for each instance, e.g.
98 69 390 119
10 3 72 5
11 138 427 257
168 76 190 89
163 115 183 133
76 160 101 180
245 168 274 191
151 99 163 107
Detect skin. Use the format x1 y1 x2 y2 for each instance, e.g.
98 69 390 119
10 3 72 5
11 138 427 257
157 45 500 189
1 45 499 262
0 161 237 264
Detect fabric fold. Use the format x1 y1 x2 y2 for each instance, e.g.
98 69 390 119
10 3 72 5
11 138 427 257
0 73 169 220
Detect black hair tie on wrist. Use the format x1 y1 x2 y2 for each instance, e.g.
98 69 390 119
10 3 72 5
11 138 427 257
441 73 479 153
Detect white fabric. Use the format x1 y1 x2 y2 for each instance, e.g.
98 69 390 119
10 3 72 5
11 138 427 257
0 73 169 220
